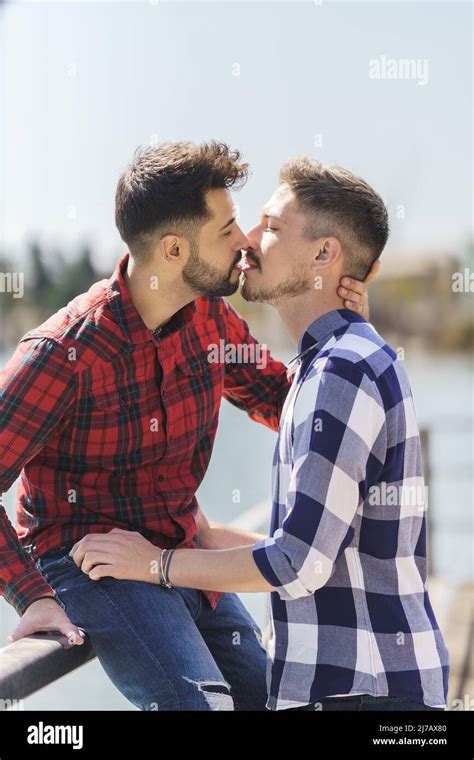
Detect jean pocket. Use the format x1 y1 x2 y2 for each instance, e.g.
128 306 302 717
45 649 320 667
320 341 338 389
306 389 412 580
38 548 76 570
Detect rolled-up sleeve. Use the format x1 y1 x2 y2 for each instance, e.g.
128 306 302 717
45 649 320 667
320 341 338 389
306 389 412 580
253 358 386 601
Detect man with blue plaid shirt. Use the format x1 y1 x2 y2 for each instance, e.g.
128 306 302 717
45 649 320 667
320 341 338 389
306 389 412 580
250 306 449 710
73 157 449 711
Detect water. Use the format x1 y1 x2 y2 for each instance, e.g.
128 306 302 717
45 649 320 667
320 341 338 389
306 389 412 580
0 351 472 709
198 351 473 579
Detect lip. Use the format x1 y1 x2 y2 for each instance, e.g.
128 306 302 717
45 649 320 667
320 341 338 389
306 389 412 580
234 257 259 272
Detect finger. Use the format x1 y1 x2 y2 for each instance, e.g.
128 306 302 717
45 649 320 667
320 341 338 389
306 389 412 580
6 620 85 647
88 564 117 581
70 531 118 556
364 258 381 284
6 619 38 643
70 537 120 564
344 300 362 313
340 277 365 296
60 624 86 646
338 285 363 303
7 629 34 643
80 551 117 574
69 535 95 562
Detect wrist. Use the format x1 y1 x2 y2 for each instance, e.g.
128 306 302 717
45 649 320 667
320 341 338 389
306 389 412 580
146 545 163 584
23 594 57 614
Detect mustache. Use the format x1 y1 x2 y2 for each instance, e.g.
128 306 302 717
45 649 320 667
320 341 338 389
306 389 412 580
241 248 261 269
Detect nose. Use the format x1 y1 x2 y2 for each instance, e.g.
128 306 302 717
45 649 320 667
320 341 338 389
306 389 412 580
235 225 251 251
244 223 262 252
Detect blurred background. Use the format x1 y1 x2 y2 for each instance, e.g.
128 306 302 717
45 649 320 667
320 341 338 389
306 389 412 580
0 0 472 710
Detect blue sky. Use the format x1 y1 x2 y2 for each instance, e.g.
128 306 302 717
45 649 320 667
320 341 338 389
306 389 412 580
1 0 472 270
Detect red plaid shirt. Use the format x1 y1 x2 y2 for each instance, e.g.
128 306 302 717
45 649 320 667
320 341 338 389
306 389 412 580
0 253 290 616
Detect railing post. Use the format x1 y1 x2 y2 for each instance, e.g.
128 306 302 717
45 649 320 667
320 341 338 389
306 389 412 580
420 427 433 577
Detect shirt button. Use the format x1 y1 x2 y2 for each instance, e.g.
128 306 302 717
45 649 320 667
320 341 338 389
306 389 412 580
157 475 165 482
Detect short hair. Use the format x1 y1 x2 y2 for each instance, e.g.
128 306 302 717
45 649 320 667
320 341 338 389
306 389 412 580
115 141 249 260
279 157 389 279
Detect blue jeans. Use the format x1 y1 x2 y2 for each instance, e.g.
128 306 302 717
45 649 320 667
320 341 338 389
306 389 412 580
34 543 268 711
288 695 445 711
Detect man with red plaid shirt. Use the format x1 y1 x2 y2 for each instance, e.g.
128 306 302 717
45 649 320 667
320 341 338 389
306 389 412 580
1 141 371 710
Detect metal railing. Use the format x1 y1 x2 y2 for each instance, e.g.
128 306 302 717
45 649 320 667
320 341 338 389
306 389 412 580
0 426 471 706
0 502 270 703
0 631 95 702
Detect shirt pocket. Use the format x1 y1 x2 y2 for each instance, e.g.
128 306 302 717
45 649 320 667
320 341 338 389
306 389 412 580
85 385 129 462
84 377 164 468
175 349 226 377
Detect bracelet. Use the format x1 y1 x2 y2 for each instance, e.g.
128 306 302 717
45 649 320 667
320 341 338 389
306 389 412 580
159 549 175 589
160 549 174 588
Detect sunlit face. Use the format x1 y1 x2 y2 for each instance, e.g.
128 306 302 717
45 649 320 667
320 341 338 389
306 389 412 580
182 188 250 297
241 184 314 304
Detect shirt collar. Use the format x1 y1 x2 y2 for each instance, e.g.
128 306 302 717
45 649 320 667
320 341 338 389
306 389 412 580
287 308 367 378
106 252 197 345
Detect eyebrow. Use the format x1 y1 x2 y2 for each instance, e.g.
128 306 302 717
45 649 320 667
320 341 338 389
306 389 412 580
218 216 235 231
262 208 285 222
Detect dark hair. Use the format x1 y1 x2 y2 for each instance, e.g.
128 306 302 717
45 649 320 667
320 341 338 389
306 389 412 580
115 141 249 259
279 157 389 279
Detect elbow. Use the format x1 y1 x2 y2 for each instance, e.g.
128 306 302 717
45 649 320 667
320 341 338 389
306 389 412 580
254 538 334 601
282 554 335 600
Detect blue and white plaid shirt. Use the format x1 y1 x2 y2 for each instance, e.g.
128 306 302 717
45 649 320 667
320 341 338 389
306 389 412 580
253 309 449 710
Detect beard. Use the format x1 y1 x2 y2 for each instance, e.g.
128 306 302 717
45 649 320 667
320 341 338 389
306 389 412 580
182 239 240 297
241 264 310 305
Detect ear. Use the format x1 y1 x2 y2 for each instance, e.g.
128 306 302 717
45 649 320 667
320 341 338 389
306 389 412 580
160 234 179 262
160 234 189 263
312 237 342 268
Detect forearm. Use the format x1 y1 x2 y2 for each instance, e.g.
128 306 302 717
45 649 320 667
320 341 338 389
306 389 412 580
166 544 274 593
199 521 268 550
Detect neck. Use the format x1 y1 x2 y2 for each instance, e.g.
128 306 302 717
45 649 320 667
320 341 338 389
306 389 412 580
276 286 345 346
124 255 193 331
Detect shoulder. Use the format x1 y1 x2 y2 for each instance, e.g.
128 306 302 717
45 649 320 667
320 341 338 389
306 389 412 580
17 278 112 369
302 321 408 418
0 335 76 391
321 321 397 382
294 322 394 416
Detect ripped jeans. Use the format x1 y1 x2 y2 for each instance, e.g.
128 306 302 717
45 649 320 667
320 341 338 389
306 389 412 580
34 543 268 711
